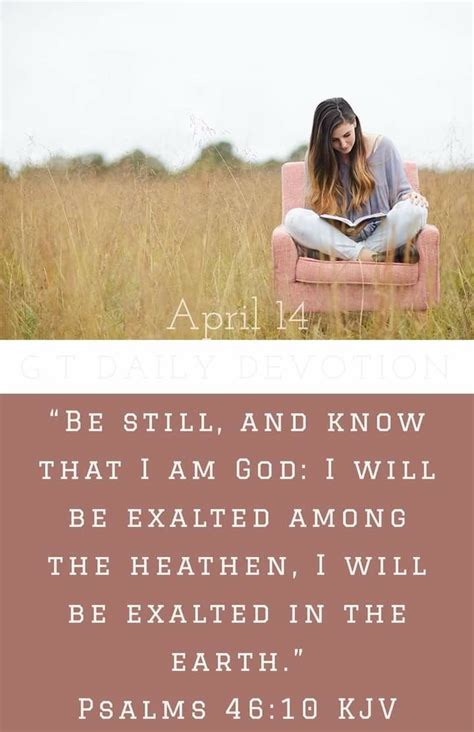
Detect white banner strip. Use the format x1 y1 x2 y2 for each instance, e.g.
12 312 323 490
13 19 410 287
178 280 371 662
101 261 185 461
1 340 472 394
8 0 467 5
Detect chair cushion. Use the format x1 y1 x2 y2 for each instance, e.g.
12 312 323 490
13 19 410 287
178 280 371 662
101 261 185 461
295 257 419 286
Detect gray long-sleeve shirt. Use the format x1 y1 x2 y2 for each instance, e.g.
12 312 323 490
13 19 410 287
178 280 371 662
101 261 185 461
304 136 413 241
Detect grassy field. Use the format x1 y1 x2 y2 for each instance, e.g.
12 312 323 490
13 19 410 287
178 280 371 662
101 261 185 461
1 165 472 339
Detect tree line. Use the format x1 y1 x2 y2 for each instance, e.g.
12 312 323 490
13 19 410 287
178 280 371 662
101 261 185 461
0 141 308 179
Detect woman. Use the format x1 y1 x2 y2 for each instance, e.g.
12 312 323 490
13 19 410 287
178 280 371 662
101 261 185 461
284 98 429 262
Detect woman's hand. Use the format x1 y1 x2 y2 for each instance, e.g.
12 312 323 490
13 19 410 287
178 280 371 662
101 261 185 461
401 191 429 208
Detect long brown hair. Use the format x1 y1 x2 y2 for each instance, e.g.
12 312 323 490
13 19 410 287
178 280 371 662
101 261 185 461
306 97 375 216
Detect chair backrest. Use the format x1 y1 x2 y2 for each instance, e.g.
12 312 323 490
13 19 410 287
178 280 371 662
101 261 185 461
281 160 419 219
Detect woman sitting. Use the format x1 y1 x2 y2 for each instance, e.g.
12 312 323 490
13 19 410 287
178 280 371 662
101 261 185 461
284 97 429 263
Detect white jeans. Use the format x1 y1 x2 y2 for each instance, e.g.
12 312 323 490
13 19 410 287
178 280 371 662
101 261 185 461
284 199 428 261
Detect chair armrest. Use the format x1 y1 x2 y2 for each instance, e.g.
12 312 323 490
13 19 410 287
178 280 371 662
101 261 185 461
417 224 439 249
271 224 298 284
417 224 440 305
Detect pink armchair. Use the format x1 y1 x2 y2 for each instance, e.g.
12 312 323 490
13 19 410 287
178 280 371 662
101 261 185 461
272 161 440 312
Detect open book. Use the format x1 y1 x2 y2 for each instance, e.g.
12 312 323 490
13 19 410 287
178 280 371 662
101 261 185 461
320 212 386 228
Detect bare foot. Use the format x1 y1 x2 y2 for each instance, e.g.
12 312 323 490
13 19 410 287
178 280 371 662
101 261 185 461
357 248 377 262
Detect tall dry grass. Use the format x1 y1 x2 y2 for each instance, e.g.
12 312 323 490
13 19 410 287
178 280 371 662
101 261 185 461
1 165 472 339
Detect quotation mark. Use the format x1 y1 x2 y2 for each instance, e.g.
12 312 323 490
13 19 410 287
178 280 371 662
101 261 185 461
284 649 304 671
49 408 59 418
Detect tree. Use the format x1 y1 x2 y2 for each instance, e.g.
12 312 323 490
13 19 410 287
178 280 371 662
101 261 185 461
47 155 71 171
186 141 244 173
254 158 282 170
111 149 168 177
70 153 106 172
288 144 308 162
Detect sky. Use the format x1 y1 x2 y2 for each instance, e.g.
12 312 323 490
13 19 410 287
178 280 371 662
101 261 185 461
1 0 472 172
